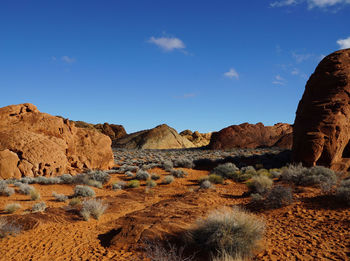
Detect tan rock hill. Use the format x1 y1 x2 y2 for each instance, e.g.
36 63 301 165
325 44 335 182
74 121 127 141
293 48 350 171
179 130 212 147
113 124 195 149
0 103 114 179
209 122 293 150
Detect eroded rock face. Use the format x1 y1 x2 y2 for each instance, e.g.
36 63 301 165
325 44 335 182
209 123 292 150
74 121 127 141
0 103 114 179
292 49 350 171
179 130 212 147
113 124 195 149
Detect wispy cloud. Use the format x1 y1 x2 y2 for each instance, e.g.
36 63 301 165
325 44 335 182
292 52 312 63
273 75 287 85
291 68 300 75
61 56 76 64
224 68 239 79
337 36 350 49
270 0 350 9
148 36 186 52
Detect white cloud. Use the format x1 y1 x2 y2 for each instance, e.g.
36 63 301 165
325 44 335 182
291 68 300 75
273 75 286 85
270 0 350 9
61 56 76 64
337 36 350 49
224 68 239 79
292 52 312 63
148 36 186 52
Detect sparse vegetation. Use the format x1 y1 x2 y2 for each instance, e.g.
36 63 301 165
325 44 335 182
146 179 157 188
200 180 213 189
135 170 150 180
80 199 107 221
112 181 127 190
52 192 68 202
151 173 161 180
246 175 273 194
208 174 224 184
69 197 82 207
0 182 14 196
127 180 140 188
17 183 35 195
32 202 47 213
163 175 174 184
212 163 239 179
73 185 95 197
336 179 350 205
4 203 21 214
30 189 40 201
187 207 265 259
170 169 187 178
264 185 293 209
0 218 21 238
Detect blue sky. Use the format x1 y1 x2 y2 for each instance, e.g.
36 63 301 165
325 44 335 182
0 0 349 133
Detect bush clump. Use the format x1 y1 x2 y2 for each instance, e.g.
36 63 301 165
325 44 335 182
30 189 41 201
0 218 21 238
211 163 239 179
246 175 273 194
112 181 127 190
85 170 111 184
0 182 14 197
135 170 150 180
17 183 35 195
4 203 21 214
170 169 187 178
146 179 157 188
173 158 194 169
208 174 224 184
127 180 140 188
69 197 81 207
52 192 68 202
32 202 47 213
80 199 108 221
163 175 175 184
264 186 293 209
200 180 213 189
187 207 265 259
73 185 95 197
151 173 161 180
336 179 350 205
162 160 174 171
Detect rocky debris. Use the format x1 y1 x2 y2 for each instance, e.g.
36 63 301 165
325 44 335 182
179 130 212 147
292 48 350 171
113 124 195 149
0 103 114 179
209 122 293 150
74 121 127 141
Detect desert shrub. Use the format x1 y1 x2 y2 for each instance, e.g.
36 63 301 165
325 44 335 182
85 170 111 184
143 239 195 261
212 251 244 261
208 174 224 184
0 183 14 196
112 181 127 190
69 197 81 207
19 177 35 184
170 169 187 178
151 173 161 180
264 186 293 209
0 218 21 238
52 192 68 202
256 169 272 178
127 180 140 188
86 179 103 189
281 164 337 192
146 179 157 188
32 202 47 212
80 199 107 221
135 170 150 180
198 175 209 184
250 193 264 204
212 163 239 179
4 203 21 214
18 183 35 195
34 176 61 185
163 175 174 184
200 180 213 189
246 175 273 194
187 207 265 259
269 169 282 178
30 189 41 201
73 185 95 197
59 174 74 184
173 158 194 169
162 160 174 171
336 179 350 205
125 171 134 178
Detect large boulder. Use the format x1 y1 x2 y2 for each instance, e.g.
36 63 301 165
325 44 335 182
209 122 292 150
179 130 212 147
113 124 195 149
74 121 127 141
293 49 350 171
0 103 114 179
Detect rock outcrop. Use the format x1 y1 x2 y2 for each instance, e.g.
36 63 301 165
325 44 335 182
209 122 293 150
293 48 350 171
179 130 212 147
0 103 114 179
113 124 195 149
74 121 127 141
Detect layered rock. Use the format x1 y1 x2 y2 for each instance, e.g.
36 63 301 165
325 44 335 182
179 130 212 147
293 48 350 171
0 103 114 179
113 124 195 149
74 121 126 141
209 122 292 150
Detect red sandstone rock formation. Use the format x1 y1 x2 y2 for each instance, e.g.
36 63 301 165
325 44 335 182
293 48 350 171
209 122 292 150
74 121 127 141
0 103 114 179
